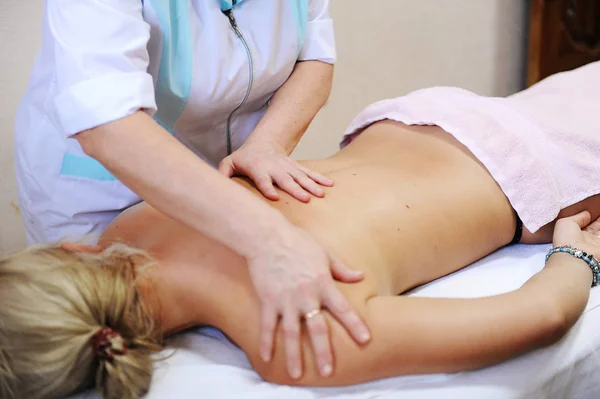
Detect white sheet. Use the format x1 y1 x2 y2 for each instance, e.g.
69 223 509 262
73 244 600 399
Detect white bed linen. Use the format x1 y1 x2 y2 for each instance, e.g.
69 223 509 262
73 244 600 399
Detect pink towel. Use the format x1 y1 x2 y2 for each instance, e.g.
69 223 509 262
341 62 600 233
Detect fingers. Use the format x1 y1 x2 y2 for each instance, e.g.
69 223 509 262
282 305 302 379
567 210 592 228
260 306 278 362
304 311 333 377
231 154 333 202
218 158 235 178
253 174 280 201
289 169 325 198
321 280 371 345
296 163 334 187
585 217 600 235
329 255 365 283
273 172 311 203
223 146 334 202
270 159 334 202
254 169 321 203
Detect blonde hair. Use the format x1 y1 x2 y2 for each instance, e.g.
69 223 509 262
0 243 163 399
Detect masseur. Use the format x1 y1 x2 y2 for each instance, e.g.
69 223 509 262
13 0 369 378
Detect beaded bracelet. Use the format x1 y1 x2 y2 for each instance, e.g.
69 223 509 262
545 245 600 287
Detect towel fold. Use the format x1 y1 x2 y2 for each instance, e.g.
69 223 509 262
342 62 600 232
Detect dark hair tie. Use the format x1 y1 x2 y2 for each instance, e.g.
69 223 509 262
90 327 128 360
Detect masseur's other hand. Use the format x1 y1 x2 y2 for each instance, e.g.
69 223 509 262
218 140 333 203
247 225 371 380
553 211 600 256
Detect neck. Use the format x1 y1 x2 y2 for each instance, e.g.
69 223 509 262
99 201 251 337
136 257 206 336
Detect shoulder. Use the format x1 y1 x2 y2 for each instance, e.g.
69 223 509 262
99 202 162 247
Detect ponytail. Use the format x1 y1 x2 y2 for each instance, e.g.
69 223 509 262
0 244 162 399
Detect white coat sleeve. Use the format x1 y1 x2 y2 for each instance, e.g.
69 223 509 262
48 0 157 137
298 0 337 64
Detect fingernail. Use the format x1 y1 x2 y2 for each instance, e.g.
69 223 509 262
291 367 302 380
261 349 271 362
321 364 332 377
360 330 371 342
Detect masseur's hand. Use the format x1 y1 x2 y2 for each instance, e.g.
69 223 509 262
247 224 371 379
553 211 600 256
218 139 333 203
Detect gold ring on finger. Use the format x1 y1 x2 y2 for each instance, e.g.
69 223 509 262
303 308 322 320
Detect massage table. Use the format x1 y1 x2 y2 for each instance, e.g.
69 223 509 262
73 244 600 398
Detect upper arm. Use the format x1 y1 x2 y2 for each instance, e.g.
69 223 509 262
298 0 336 63
48 0 157 137
255 292 566 387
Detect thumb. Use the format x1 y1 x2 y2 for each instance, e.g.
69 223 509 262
218 157 235 177
330 255 364 283
565 210 592 229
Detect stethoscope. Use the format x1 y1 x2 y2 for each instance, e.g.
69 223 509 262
219 0 254 156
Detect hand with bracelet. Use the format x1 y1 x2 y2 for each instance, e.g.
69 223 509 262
549 210 600 287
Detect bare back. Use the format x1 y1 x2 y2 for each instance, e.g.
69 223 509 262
103 121 516 291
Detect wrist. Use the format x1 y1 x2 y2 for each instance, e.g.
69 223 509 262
245 134 289 155
546 250 595 285
237 209 292 259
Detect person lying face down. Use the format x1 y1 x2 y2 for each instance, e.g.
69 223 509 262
2 63 600 399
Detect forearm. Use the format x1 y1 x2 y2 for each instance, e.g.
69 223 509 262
383 255 592 377
519 253 593 335
396 254 592 374
248 61 333 154
428 254 591 372
76 111 287 257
